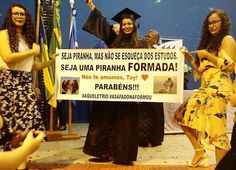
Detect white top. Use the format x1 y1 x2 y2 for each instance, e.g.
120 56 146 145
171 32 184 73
7 34 34 72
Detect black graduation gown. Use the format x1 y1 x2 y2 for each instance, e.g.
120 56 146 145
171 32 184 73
138 102 164 147
137 44 164 147
82 8 144 163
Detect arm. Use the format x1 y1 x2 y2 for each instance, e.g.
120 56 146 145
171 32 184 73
85 0 95 11
0 131 44 170
221 35 236 62
181 47 202 81
209 36 236 71
181 47 200 73
83 1 116 46
192 36 236 70
33 53 58 70
0 30 40 64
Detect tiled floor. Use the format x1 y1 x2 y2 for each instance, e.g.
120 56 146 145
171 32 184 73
28 123 228 167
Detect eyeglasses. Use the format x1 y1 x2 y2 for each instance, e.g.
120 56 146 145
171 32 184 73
12 12 26 17
208 20 221 26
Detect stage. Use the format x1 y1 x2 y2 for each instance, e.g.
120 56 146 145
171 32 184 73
28 89 236 169
28 123 227 169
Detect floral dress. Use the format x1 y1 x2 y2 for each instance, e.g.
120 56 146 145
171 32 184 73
0 33 45 147
174 50 234 150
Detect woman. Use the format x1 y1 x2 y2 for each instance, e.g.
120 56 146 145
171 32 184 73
71 79 79 94
0 3 56 169
159 77 174 93
174 9 236 167
82 0 144 164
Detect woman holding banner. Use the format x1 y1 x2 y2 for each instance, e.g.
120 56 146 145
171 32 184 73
82 0 145 164
174 9 236 167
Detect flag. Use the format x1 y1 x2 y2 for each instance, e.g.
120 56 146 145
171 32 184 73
39 14 56 108
49 0 62 84
44 0 62 107
69 7 79 49
49 0 62 56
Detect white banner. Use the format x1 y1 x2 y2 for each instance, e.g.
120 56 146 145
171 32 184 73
55 48 184 103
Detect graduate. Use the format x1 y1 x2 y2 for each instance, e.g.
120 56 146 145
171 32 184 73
82 0 145 164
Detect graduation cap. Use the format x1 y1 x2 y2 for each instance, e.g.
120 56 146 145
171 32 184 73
111 8 141 23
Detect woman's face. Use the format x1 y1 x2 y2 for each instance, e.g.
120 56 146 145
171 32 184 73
11 6 26 27
121 18 134 34
208 13 221 36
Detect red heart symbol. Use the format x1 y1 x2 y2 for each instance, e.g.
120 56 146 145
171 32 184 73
141 74 148 81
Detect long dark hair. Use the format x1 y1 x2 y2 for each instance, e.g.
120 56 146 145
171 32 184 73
111 14 139 48
195 9 231 66
1 3 35 52
71 79 79 94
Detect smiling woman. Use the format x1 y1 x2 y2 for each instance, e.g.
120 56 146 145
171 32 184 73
82 0 145 164
0 1 44 144
0 2 57 170
174 9 236 168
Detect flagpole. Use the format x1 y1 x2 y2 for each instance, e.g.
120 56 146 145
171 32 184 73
68 0 74 136
44 0 63 141
60 0 81 140
36 0 41 43
69 0 74 13
65 0 81 139
47 0 80 140
37 0 55 134
33 0 41 88
49 0 55 132
69 0 74 39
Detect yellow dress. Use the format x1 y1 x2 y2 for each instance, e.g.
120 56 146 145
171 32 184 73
175 51 234 150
